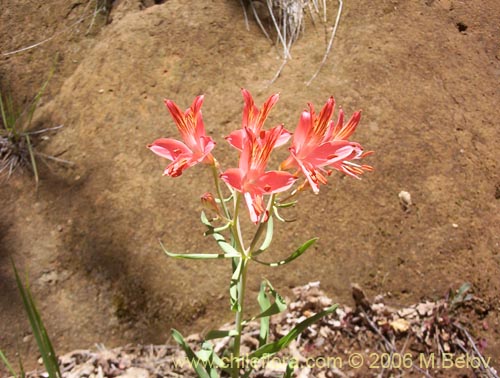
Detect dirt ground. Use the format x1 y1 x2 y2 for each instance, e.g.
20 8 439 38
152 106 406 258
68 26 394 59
1 0 499 375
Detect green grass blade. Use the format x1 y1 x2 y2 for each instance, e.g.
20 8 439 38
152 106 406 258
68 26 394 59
25 64 55 131
283 359 295 378
18 355 25 378
12 261 61 378
25 134 39 188
0 91 9 131
0 350 17 377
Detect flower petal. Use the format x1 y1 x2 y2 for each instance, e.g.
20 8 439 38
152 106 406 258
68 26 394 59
256 171 297 194
292 110 312 152
225 129 245 151
148 138 191 161
220 168 244 191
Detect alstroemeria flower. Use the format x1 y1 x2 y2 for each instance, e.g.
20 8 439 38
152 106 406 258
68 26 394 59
281 97 372 193
226 89 290 150
148 95 215 177
221 126 297 223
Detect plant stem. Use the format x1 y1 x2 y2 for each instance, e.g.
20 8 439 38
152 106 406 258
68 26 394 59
232 258 249 378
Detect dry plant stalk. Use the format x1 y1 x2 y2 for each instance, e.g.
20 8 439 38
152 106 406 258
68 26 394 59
241 0 343 85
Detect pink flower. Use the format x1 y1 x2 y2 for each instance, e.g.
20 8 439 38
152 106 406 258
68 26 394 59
221 126 297 223
226 89 290 150
281 97 372 193
148 95 215 177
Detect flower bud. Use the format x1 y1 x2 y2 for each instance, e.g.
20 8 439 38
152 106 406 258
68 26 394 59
201 192 221 217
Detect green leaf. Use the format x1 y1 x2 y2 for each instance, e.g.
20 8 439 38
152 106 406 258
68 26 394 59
272 206 287 223
201 212 231 236
249 305 338 359
171 329 210 378
160 240 238 260
25 134 39 188
12 261 61 378
245 280 286 327
205 329 238 340
201 211 212 227
283 359 296 378
211 233 240 256
275 200 297 208
257 282 271 346
253 217 273 256
252 238 318 267
0 350 17 377
230 258 243 312
18 355 25 378
196 342 222 378
204 223 231 236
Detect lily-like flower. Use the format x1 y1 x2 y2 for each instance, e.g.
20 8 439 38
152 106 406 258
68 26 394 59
226 89 290 150
281 97 372 193
148 95 215 177
221 126 297 223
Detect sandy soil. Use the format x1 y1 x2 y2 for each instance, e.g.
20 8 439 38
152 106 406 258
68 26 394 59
1 0 499 374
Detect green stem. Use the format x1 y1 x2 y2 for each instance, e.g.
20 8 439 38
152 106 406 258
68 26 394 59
232 193 245 253
232 258 249 378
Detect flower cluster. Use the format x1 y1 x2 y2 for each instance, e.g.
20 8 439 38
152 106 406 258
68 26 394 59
148 89 372 222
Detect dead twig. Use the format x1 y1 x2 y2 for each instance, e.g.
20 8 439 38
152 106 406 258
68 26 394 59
239 0 250 31
2 4 106 56
359 307 434 378
454 322 499 378
306 0 343 86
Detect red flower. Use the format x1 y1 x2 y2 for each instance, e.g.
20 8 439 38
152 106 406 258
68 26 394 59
226 89 290 151
221 126 297 223
281 97 372 193
148 95 215 177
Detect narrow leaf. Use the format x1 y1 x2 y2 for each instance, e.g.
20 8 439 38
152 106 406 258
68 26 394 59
211 233 240 256
205 329 238 340
200 211 212 227
275 200 297 208
204 223 231 236
245 280 286 326
160 240 238 259
0 350 17 377
197 344 220 378
229 258 243 312
249 305 338 359
12 261 61 378
252 238 318 267
171 329 210 378
283 359 296 378
25 134 39 189
272 206 287 223
257 281 271 346
253 217 273 256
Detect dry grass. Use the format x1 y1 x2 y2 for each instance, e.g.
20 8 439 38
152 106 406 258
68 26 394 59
240 0 343 85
